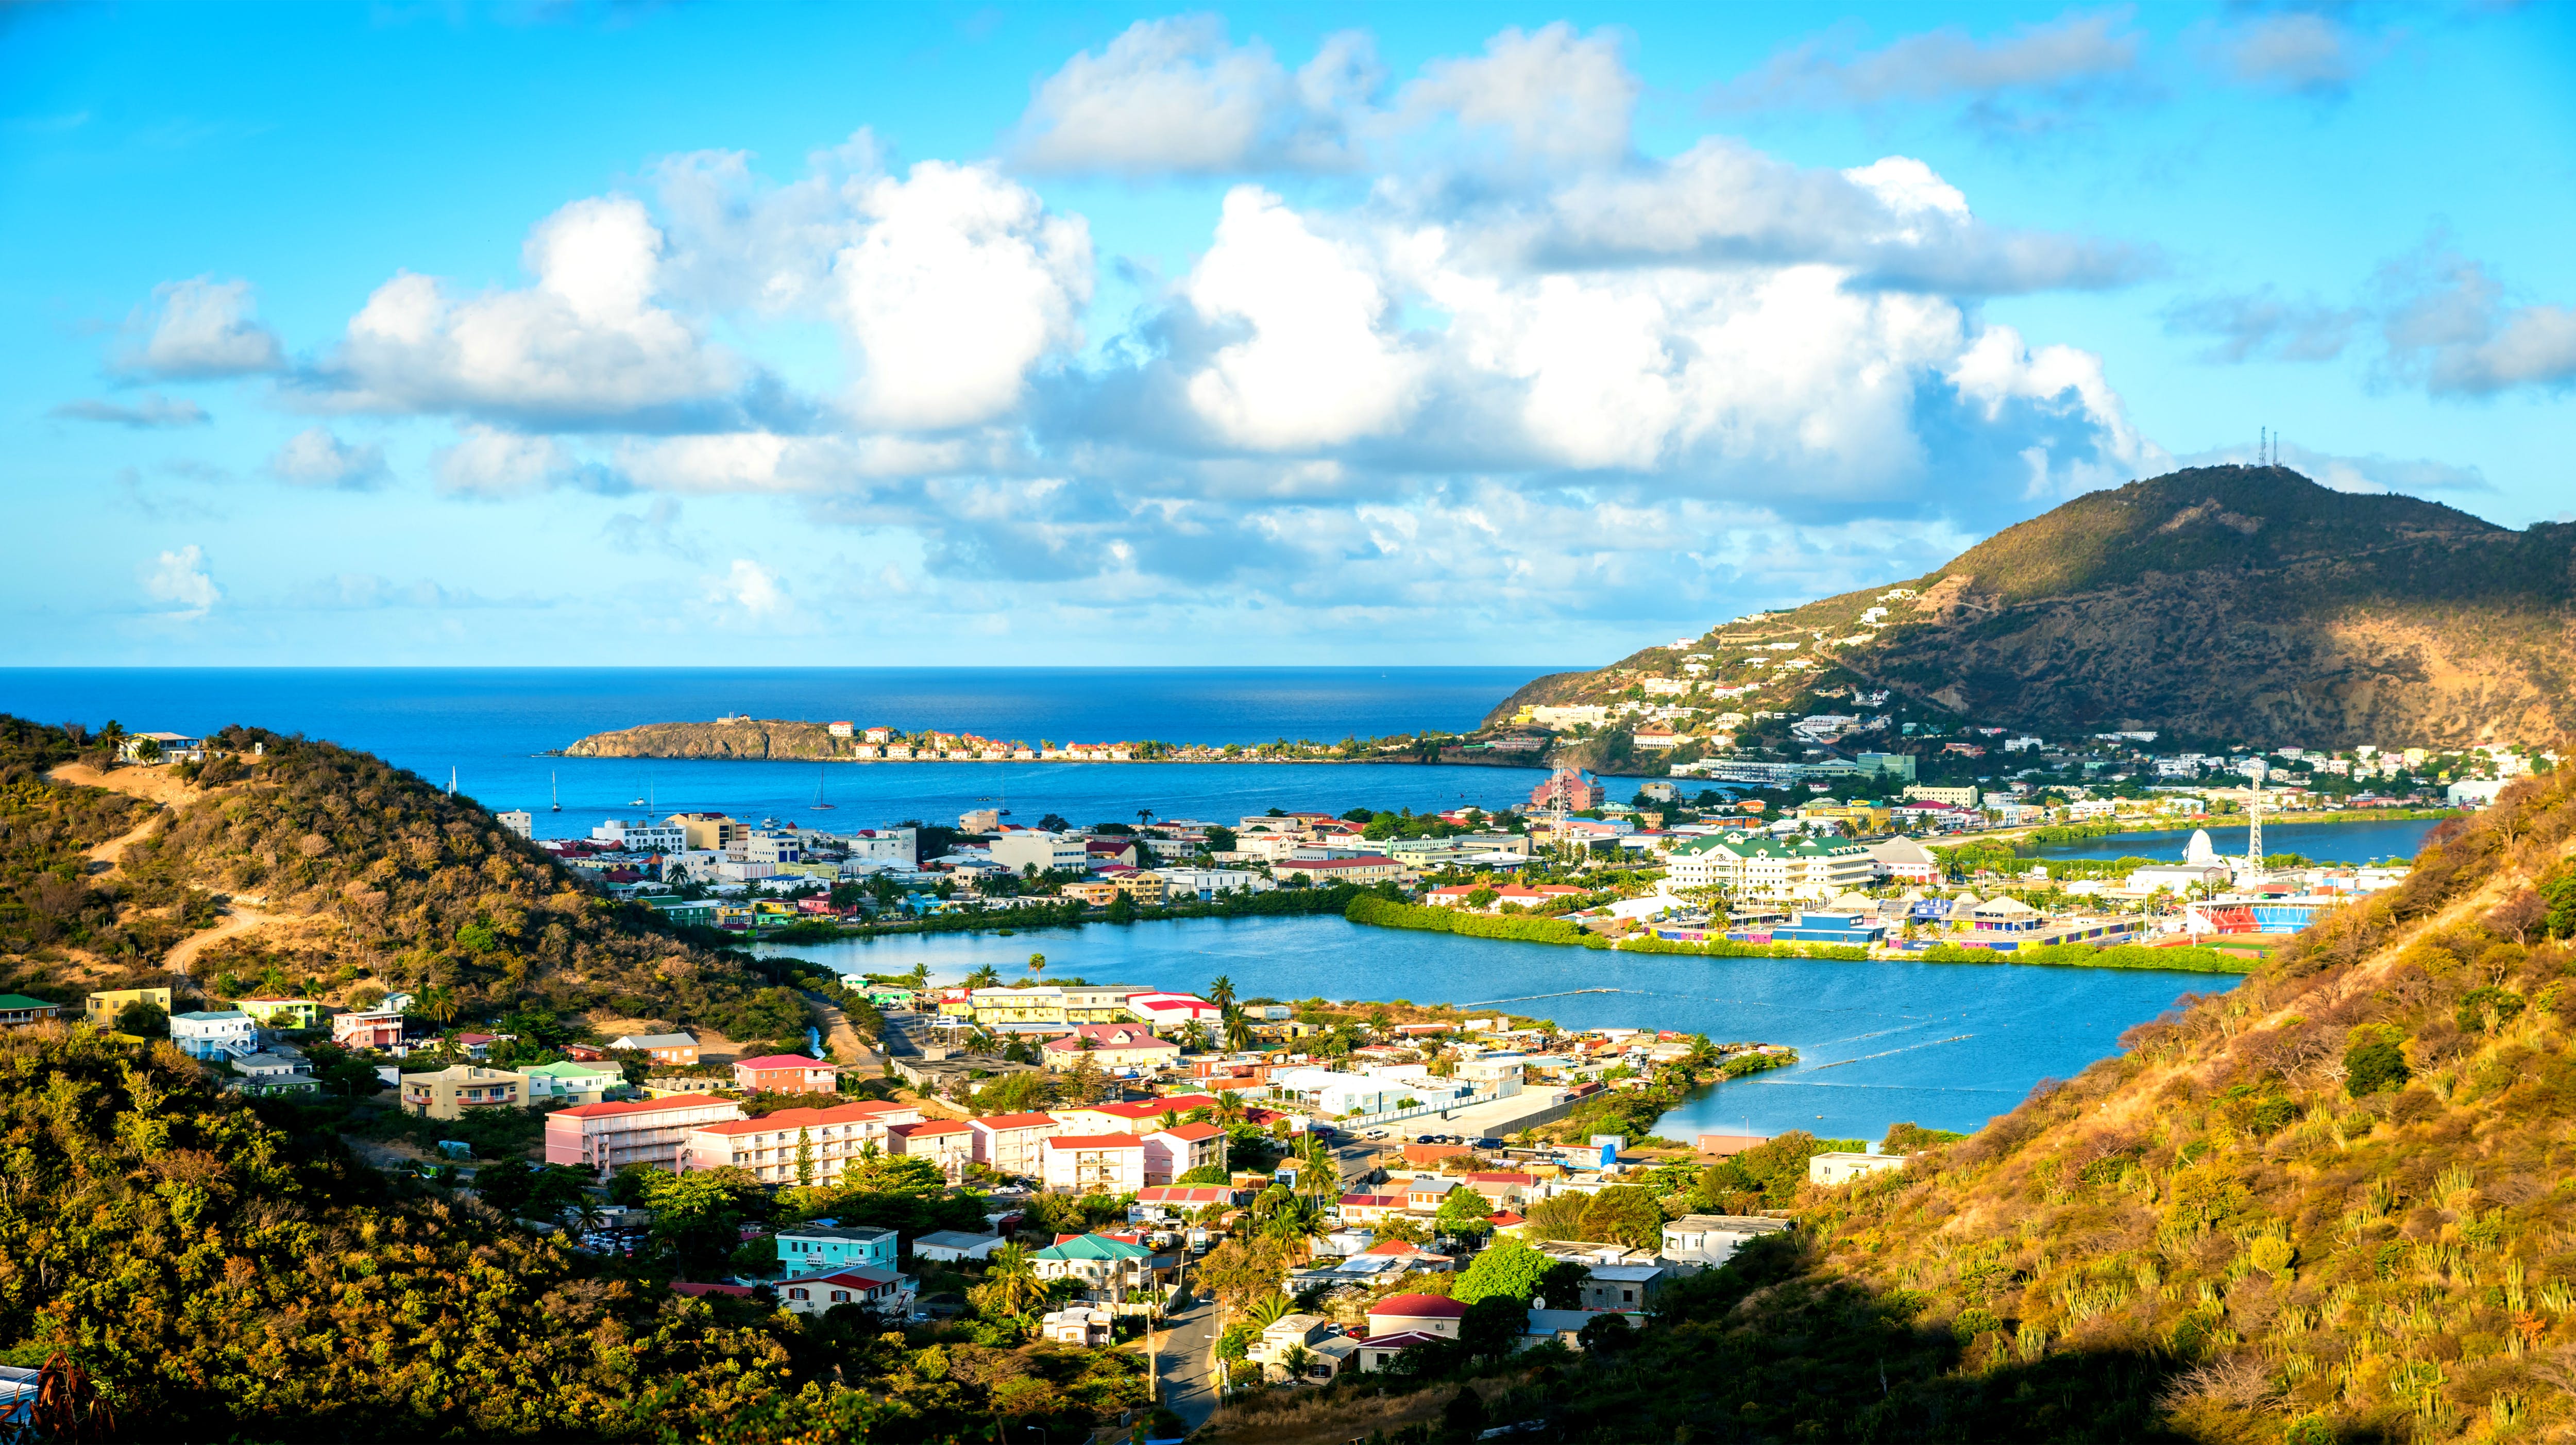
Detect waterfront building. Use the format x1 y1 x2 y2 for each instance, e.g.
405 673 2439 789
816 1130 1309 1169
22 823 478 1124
988 830 1090 877
1666 832 1873 900
1039 1024 1180 1074
1273 855 1403 886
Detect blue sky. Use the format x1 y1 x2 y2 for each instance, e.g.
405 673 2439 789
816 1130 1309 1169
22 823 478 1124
5 1 2570 666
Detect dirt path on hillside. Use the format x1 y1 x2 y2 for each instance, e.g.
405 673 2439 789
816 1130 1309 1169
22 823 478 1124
53 762 280 971
50 761 207 809
162 906 273 978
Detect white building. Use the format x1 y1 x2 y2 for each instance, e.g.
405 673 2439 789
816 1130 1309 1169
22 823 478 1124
1154 866 1266 900
988 830 1092 877
1039 1133 1148 1193
1809 1152 1910 1185
591 818 689 852
171 1009 259 1060
1665 832 1874 900
496 810 534 839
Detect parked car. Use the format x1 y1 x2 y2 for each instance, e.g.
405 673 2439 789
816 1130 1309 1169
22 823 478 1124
1475 1137 1504 1150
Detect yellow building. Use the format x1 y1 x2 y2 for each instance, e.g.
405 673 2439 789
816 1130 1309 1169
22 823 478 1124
85 986 174 1028
1106 871 1166 904
400 1066 527 1120
939 985 1142 1030
664 812 747 851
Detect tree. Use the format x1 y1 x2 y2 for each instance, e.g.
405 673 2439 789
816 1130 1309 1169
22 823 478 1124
132 737 164 765
1443 1386 1489 1437
977 1242 1046 1316
2345 1027 2411 1097
1137 808 1155 829
1579 1186 1667 1252
417 986 460 1027
112 1000 167 1036
1027 952 1047 973
903 962 930 990
1207 975 1236 1012
794 1127 815 1188
95 720 126 765
1434 1185 1494 1241
1066 1052 1108 1104
1519 1194 1589 1242
1105 892 1134 924
1223 1007 1252 1053
964 964 1002 990
1453 1237 1556 1305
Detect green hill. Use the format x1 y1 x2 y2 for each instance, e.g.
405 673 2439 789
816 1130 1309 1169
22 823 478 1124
1488 466 2576 747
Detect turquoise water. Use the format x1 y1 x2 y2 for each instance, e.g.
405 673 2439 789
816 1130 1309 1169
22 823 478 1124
2023 818 2440 866
755 915 2234 1144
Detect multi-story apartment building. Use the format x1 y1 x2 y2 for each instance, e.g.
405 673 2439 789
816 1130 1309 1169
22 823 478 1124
84 987 173 1029
1040 1133 1148 1193
590 818 689 852
1665 832 1875 901
939 985 1145 1033
969 1111 1060 1178
663 812 747 852
675 1101 924 1186
545 1096 744 1173
401 1065 526 1120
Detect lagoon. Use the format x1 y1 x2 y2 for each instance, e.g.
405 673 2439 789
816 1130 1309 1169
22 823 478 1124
755 915 2234 1145
2022 817 2441 866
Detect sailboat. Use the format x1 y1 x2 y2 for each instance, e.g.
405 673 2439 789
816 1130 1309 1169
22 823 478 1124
813 762 836 810
550 771 561 813
631 774 646 808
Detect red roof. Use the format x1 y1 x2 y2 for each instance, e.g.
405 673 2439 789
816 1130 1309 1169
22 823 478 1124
972 1112 1058 1130
1369 1293 1467 1319
781 1267 902 1289
1043 1133 1147 1150
1082 1095 1216 1119
688 1102 912 1137
1465 1172 1536 1185
1489 1212 1527 1226
1135 1186 1231 1203
1150 1121 1223 1141
671 1281 753 1298
1284 855 1397 869
1364 1239 1447 1257
554 1096 736 1120
1338 1194 1402 1207
891 1119 972 1137
734 1054 834 1071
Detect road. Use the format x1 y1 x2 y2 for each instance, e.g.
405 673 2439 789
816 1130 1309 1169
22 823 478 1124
1148 1284 1222 1433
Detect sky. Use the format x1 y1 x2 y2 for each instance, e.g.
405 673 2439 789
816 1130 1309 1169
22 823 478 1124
4 1 2571 667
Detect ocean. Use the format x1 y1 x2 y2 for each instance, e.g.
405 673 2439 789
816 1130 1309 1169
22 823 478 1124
2023 818 2441 866
0 667 1580 835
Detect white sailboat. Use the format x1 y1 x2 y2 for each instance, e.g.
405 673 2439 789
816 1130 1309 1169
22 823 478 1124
550 770 561 812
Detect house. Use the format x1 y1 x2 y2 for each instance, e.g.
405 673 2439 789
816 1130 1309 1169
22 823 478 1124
911 1231 1005 1263
1121 992 1222 1030
1578 1264 1669 1312
1660 1214 1792 1267
233 998 325 1031
1358 1330 1449 1372
1040 1304 1115 1346
1333 1193 1405 1225
679 1101 925 1185
1040 1134 1149 1194
887 1119 975 1181
117 730 204 762
1130 1185 1234 1219
1028 1233 1163 1297
1140 1121 1225 1185
1404 1180 1462 1212
1809 1152 1909 1186
170 1009 259 1058
777 1267 914 1318
330 1009 409 1051
1249 1313 1330 1374
731 1054 842 1094
83 987 173 1029
1041 1024 1181 1076
610 1032 701 1065
1366 1293 1466 1339
400 1065 526 1119
1864 836 1941 884
519 1060 622 1106
968 1111 1060 1178
940 984 1148 1033
1360 1239 1454 1272
225 1051 318 1096
544 1095 745 1173
1046 1095 1217 1133
1461 1171 1537 1207
775 1224 897 1273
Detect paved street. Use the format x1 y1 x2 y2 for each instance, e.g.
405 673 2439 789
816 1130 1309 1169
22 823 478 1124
1148 1285 1222 1433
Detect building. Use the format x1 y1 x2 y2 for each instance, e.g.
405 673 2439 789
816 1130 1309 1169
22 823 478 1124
939 985 1148 1034
544 1095 745 1173
1660 1214 1792 1267
496 810 534 839
1864 836 1941 884
1040 1134 1149 1193
1762 912 1887 947
970 1112 1060 1177
1047 1095 1219 1133
1273 855 1404 886
1665 831 1874 900
1041 1024 1181 1074
1122 992 1222 1029
400 1065 526 1119
912 1230 1005 1263
1578 1264 1669 1312
1140 1122 1225 1185
591 818 690 852
776 1224 898 1272
1901 784 1980 808
608 1032 700 1065
327 1006 407 1050
1808 1152 1909 1186
777 1267 914 1318
1154 867 1263 901
678 1101 925 1185
171 1009 259 1058
1028 1233 1162 1297
117 730 204 762
235 998 325 1031
1367 1293 1466 1340
665 812 748 852
1040 1305 1115 1346
886 1119 975 1180
226 1052 318 1096
519 1060 622 1105
1856 752 1917 783
989 830 1092 877
731 1054 842 1094
83 987 173 1029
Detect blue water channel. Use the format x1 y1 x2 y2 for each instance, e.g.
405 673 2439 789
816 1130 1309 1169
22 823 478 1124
2022 817 2441 865
756 915 2234 1145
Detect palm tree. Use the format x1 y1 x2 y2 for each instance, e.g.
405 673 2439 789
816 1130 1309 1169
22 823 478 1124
983 1242 1046 1315
1027 952 1047 973
418 986 460 1028
904 962 930 990
1137 808 1155 829
1223 1006 1252 1053
965 964 1002 990
1207 975 1236 1013
1211 1090 1246 1127
95 720 126 765
1178 1020 1212 1053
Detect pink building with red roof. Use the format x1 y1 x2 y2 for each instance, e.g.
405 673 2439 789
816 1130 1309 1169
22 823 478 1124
887 1118 974 1182
1039 1133 1147 1193
545 1095 744 1173
731 1054 844 1094
675 1101 923 1186
1140 1121 1224 1184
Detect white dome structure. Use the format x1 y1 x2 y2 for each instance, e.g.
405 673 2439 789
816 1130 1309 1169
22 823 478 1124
2183 829 2221 867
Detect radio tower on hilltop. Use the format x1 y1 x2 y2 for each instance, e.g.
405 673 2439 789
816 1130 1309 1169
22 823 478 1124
2245 760 2266 873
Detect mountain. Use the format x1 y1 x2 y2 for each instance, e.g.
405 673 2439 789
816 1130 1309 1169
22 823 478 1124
1488 466 2576 748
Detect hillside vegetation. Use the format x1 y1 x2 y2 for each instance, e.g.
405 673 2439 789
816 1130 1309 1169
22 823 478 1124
1508 762 2576 1441
1491 467 2576 747
564 719 853 761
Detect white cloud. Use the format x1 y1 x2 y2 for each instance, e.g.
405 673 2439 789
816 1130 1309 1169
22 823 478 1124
116 277 285 379
141 544 220 618
709 559 786 615
1400 23 1637 165
433 425 624 497
828 162 1094 429
2213 11 2373 96
1179 187 1423 449
2377 248 2576 397
267 426 388 489
1721 9 2143 109
1008 16 1378 176
314 196 743 428
49 393 211 428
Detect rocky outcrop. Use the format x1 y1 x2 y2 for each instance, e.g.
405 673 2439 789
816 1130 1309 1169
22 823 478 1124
562 719 854 760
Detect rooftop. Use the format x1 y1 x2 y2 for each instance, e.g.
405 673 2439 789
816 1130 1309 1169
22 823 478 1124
1369 1293 1467 1319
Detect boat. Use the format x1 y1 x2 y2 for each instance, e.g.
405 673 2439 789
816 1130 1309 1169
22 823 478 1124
760 816 781 829
813 763 836 810
550 771 561 812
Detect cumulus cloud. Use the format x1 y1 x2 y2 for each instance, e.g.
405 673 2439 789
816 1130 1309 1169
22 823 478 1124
434 425 628 497
2161 288 2364 363
303 196 748 429
115 277 285 379
1720 9 2143 110
2211 10 2375 96
708 559 785 615
141 544 220 618
1008 16 1380 175
267 426 389 489
49 393 211 428
1399 23 1638 165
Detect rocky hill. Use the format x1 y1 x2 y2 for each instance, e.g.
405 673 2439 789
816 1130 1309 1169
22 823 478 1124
563 717 853 761
1490 466 2576 748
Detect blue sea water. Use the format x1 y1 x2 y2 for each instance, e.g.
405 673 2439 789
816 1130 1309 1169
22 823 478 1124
0 667 1578 837
756 916 2229 1142
2023 818 2439 866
